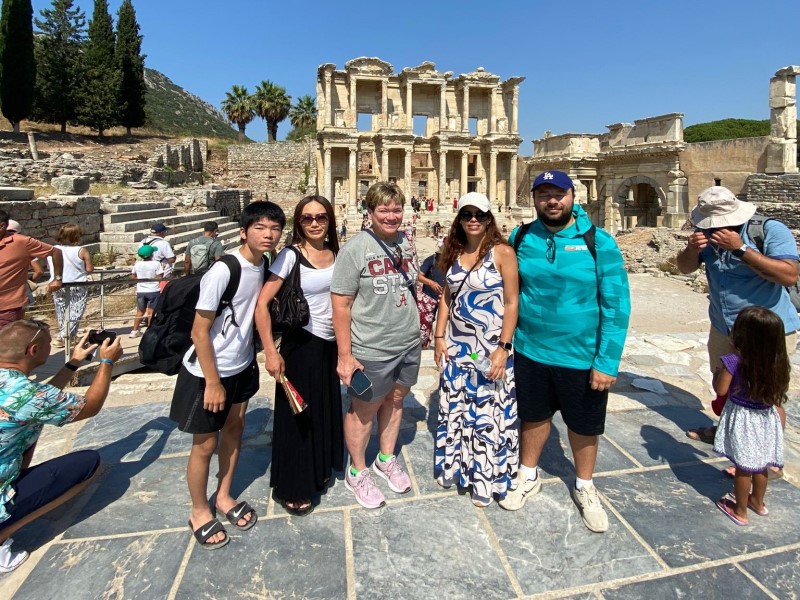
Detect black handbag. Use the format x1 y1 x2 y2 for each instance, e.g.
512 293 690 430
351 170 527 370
270 246 310 332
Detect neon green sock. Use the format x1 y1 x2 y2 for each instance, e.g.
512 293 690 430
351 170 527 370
349 465 361 476
378 451 394 462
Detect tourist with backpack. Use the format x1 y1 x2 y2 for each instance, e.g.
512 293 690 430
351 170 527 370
168 201 285 550
678 187 799 478
139 222 175 281
184 222 224 275
499 170 630 534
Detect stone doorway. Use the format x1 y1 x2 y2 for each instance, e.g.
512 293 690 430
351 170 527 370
616 176 665 228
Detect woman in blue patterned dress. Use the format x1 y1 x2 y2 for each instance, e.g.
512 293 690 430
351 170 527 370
432 192 519 506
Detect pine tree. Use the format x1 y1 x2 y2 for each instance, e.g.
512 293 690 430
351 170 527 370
0 0 36 133
32 0 86 134
77 0 119 137
115 0 145 137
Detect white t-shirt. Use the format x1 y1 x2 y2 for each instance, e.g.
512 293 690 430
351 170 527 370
182 248 265 378
139 236 175 277
270 246 335 341
131 260 163 293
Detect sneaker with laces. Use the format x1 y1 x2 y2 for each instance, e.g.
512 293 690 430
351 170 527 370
345 468 386 509
498 475 541 511
372 456 411 494
571 484 609 532
129 329 140 338
0 538 29 573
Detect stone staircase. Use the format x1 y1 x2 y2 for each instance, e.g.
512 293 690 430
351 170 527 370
97 201 242 258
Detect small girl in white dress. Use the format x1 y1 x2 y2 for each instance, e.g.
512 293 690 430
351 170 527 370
713 306 788 526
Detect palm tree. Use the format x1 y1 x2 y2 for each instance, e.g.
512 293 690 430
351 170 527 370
221 85 254 142
253 80 291 142
289 94 317 130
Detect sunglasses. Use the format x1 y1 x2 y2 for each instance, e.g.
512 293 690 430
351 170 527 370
298 213 329 226
26 318 50 346
546 235 556 263
458 210 490 224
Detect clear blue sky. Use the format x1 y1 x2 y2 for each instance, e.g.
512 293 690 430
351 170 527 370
32 0 800 147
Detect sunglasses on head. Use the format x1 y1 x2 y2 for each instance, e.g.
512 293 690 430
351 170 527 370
26 319 50 346
298 213 329 226
458 210 490 223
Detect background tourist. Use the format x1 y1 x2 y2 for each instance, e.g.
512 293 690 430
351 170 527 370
331 182 420 509
433 192 519 506
139 222 175 282
255 195 343 516
184 221 224 275
130 245 163 338
49 224 93 348
417 251 445 349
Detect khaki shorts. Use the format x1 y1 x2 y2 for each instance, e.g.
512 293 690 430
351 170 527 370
707 326 797 373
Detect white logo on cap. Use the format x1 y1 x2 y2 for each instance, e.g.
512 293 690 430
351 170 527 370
544 172 554 180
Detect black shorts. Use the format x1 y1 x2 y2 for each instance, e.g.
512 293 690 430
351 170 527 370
515 352 608 436
169 360 260 434
3 450 100 528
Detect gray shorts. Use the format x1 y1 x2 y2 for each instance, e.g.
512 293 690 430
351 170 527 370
352 343 421 402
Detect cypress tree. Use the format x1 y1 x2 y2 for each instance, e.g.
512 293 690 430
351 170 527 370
77 0 119 137
115 0 145 137
0 0 36 133
32 0 86 134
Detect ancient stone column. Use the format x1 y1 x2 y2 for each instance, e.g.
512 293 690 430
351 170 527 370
766 65 800 174
325 72 333 126
404 149 412 197
381 80 388 129
460 151 469 198
489 150 497 204
438 150 447 206
324 147 332 200
508 153 518 208
462 84 470 133
512 88 519 134
406 82 413 128
440 84 447 131
349 78 357 128
489 88 497 134
381 149 389 181
348 148 357 201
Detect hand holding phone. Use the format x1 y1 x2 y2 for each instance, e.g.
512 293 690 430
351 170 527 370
85 330 117 361
350 369 372 396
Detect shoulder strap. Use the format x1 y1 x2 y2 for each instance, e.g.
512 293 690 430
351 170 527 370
363 229 417 302
745 214 769 254
217 254 242 325
512 222 533 253
583 225 597 261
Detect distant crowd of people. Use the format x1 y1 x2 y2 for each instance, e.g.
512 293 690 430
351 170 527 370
0 170 793 570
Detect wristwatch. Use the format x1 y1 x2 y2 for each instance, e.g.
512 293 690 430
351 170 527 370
732 244 747 258
54 275 63 281
498 341 513 351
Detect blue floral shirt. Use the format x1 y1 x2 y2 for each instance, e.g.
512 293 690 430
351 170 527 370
0 368 85 523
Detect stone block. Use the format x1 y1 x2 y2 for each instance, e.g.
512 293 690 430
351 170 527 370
51 175 91 195
0 186 34 201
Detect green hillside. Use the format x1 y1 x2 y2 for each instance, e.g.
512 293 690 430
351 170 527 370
143 68 242 140
684 118 800 143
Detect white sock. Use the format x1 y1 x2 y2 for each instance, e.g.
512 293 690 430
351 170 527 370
575 476 593 490
520 464 538 481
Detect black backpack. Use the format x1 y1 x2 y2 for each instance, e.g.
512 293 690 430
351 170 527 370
745 215 800 312
138 254 243 375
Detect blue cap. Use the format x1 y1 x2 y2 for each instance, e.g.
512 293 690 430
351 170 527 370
532 170 574 191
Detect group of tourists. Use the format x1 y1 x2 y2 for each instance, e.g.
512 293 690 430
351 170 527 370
0 169 794 569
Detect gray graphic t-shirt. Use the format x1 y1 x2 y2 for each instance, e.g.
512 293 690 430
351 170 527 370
331 230 420 360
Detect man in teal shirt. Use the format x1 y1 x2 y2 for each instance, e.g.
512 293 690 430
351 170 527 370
499 170 630 533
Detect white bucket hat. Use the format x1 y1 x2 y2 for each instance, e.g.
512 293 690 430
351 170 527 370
690 187 756 229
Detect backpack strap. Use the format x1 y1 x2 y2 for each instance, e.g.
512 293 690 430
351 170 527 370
512 221 533 253
745 214 770 254
583 225 597 261
216 254 242 326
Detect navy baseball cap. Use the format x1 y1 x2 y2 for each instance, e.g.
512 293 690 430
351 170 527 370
532 170 574 191
150 222 169 233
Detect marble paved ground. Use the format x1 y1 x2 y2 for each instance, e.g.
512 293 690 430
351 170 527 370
2 327 800 599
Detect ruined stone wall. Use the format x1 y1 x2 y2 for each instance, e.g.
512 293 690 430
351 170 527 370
227 141 317 209
148 138 209 172
745 173 800 228
1 196 103 243
680 137 768 202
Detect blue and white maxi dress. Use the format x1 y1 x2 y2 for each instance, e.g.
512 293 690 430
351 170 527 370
435 248 519 500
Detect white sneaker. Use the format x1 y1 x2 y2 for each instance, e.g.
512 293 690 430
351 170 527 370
0 538 29 573
571 484 609 533
498 475 541 511
129 329 140 338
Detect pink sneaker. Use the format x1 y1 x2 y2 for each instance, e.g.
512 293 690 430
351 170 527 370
345 468 386 509
373 456 412 494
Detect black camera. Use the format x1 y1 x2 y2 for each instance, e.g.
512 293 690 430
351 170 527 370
87 330 117 345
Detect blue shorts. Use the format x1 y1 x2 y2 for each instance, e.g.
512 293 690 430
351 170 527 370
136 292 160 311
2 450 100 528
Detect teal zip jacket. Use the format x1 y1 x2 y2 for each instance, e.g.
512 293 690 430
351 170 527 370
510 205 630 376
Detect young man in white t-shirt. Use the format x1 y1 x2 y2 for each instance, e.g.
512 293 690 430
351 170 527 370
129 245 164 337
169 201 285 550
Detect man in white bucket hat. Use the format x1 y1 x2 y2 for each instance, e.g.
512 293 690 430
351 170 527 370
677 186 799 454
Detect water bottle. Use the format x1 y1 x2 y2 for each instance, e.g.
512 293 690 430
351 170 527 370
470 352 491 375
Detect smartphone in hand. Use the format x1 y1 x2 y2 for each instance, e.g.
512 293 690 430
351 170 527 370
85 330 117 361
350 369 372 396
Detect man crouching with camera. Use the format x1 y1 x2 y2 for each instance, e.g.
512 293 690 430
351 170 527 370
0 320 122 572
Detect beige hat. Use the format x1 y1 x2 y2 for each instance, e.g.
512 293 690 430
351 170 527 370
457 192 491 213
6 219 21 232
691 187 756 229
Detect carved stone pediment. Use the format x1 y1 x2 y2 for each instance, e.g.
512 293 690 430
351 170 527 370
458 67 500 85
345 57 393 75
